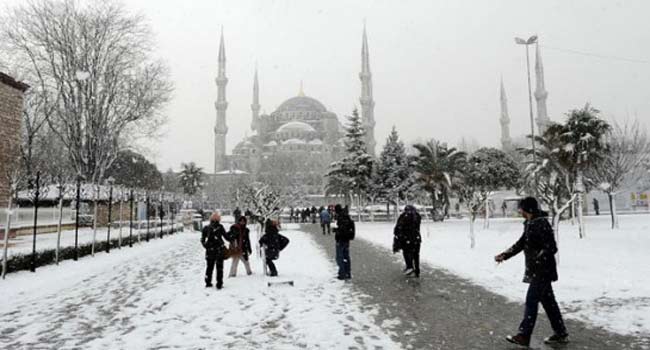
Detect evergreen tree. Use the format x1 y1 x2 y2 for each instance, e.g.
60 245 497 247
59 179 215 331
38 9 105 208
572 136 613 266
178 162 204 196
326 109 373 211
375 126 413 216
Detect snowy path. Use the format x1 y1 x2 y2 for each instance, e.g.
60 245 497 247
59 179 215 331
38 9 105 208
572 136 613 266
305 223 650 350
0 229 400 349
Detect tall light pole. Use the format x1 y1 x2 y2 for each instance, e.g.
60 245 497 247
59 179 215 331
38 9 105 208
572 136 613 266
515 35 539 186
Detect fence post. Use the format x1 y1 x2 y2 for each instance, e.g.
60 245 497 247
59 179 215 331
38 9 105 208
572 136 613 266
146 192 150 242
74 177 81 261
30 171 40 272
106 181 113 253
129 189 134 247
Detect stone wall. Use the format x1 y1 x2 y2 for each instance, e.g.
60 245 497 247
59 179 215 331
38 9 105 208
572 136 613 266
0 73 28 208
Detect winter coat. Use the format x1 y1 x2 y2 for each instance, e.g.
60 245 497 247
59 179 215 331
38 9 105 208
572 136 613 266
502 214 559 283
393 210 421 252
334 214 355 243
320 210 331 224
228 223 252 258
259 225 290 260
201 222 230 259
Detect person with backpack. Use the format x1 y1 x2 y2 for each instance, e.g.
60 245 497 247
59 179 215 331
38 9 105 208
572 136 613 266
495 197 569 347
333 204 355 280
320 207 331 235
228 216 253 277
200 212 232 289
259 219 290 277
393 205 422 278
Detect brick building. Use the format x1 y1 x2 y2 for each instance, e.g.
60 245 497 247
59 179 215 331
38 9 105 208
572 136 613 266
0 72 29 207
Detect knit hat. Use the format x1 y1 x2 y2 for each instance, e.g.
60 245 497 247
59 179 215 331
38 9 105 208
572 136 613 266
518 197 540 214
334 204 343 214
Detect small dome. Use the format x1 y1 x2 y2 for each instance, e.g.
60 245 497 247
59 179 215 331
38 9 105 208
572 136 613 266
283 138 306 145
277 121 316 133
265 140 278 146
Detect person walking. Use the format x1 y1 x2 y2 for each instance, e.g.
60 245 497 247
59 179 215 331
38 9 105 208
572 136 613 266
333 204 355 280
320 207 331 235
393 205 422 278
259 219 289 276
233 207 242 222
228 216 253 277
495 197 569 347
592 198 600 216
201 212 232 289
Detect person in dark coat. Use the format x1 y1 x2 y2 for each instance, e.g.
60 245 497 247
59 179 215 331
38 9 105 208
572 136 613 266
259 219 289 276
228 216 253 277
201 212 232 289
320 207 332 235
495 197 569 347
333 204 355 280
393 205 422 277
592 198 600 215
233 207 242 222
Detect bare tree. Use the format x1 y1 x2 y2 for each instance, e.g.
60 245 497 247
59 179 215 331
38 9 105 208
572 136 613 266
590 119 650 229
1 0 172 186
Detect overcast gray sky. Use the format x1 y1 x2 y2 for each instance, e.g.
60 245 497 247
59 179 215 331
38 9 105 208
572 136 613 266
9 0 650 172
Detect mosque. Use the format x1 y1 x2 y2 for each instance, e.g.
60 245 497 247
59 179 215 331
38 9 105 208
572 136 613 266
207 26 376 200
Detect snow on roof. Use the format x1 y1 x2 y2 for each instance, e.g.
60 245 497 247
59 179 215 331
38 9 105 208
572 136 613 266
277 121 316 133
265 140 278 146
215 169 249 175
308 139 323 145
283 138 306 145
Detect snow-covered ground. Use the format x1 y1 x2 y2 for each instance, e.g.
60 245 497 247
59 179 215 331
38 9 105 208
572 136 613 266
1 223 183 258
355 214 650 338
0 226 400 349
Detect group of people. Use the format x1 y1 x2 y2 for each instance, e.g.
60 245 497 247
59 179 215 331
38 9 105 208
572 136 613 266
202 197 569 347
200 213 289 290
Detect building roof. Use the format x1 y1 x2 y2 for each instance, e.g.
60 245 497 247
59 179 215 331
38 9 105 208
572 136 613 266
277 121 316 133
308 139 323 145
215 169 249 175
283 138 306 145
0 72 30 92
275 95 327 113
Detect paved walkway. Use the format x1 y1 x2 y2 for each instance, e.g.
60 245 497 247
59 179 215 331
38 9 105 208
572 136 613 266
304 223 650 350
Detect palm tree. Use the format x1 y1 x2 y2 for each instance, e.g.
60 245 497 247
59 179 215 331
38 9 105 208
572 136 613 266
178 162 204 196
412 140 466 220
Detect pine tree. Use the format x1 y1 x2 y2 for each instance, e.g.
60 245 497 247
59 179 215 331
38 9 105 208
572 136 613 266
375 126 413 217
326 109 373 214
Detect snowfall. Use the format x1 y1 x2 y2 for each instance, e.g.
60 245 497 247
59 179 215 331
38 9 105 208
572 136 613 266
0 214 648 349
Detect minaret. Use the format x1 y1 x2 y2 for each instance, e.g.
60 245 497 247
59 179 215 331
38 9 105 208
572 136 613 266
499 78 512 150
214 28 228 173
359 23 376 156
251 67 260 132
534 43 550 135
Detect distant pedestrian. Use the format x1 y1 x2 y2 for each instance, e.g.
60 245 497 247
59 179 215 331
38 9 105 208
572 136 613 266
501 201 508 218
311 206 317 224
233 207 242 222
259 219 290 276
201 212 232 289
228 216 253 277
320 207 331 235
495 197 569 347
592 198 600 216
333 204 355 280
393 205 422 278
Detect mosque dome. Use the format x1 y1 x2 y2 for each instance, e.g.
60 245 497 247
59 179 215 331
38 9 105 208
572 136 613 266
275 96 327 113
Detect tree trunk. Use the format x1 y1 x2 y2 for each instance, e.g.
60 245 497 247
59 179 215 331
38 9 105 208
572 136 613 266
2 197 13 279
483 197 490 229
55 193 64 264
576 171 586 238
118 198 123 247
608 192 619 229
469 213 476 249
386 202 390 219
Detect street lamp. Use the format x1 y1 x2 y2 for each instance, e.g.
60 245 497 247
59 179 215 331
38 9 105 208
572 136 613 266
515 35 539 184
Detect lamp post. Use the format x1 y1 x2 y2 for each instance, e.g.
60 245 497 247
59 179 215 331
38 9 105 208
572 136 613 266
515 35 539 187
